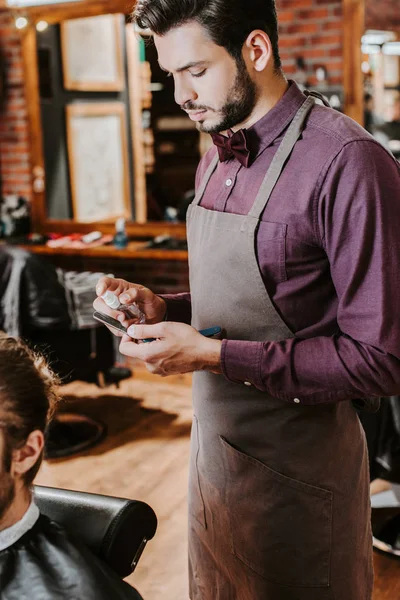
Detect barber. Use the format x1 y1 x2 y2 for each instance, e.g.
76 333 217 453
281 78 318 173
95 1 400 598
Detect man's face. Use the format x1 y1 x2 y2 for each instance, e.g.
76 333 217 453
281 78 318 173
154 22 258 133
0 429 16 522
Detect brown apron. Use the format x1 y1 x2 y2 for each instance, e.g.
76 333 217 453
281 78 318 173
186 96 373 600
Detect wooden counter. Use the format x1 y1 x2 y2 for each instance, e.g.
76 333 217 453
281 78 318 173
14 242 189 294
18 242 188 262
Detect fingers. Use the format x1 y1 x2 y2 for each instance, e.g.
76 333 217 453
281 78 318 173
93 277 139 317
127 322 167 341
119 285 152 306
95 276 132 298
95 279 150 308
93 295 121 319
119 335 148 358
117 314 143 328
96 276 118 297
120 334 134 346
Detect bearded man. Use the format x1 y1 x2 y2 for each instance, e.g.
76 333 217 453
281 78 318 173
94 1 400 598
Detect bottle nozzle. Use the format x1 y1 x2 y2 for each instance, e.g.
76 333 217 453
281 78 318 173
101 291 120 310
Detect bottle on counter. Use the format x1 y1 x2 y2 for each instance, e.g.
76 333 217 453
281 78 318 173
113 217 128 249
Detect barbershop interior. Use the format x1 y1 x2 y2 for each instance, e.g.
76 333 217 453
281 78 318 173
0 0 399 598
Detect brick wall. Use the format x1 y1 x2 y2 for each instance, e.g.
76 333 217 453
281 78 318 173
0 0 344 203
276 0 343 87
365 0 400 32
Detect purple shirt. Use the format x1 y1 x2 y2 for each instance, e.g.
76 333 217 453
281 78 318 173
163 82 400 405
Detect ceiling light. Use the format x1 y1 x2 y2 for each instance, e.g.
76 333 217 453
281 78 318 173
36 20 48 32
15 16 28 29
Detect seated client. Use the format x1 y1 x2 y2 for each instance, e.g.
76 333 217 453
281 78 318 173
0 332 143 600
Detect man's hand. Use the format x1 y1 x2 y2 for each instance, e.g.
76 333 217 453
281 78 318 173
93 276 167 335
119 321 223 377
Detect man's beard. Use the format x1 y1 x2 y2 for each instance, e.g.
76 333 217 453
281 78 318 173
185 57 258 134
0 470 16 522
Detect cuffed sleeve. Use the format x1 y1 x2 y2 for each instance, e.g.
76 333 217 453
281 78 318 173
221 339 264 388
222 334 400 405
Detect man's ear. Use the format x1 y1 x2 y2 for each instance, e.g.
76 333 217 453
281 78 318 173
11 431 44 478
244 29 272 73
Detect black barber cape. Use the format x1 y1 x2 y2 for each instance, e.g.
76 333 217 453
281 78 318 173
0 514 143 600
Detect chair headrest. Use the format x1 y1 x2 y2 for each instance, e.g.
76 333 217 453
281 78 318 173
33 485 157 579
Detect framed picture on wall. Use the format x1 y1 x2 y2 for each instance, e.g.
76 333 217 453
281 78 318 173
66 102 131 223
61 14 125 91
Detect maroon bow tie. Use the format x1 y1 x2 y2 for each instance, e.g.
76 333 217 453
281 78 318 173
210 128 250 168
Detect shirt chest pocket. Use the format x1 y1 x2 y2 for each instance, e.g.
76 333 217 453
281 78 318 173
256 221 288 284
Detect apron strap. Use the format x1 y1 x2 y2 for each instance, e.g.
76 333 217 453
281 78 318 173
246 95 315 222
304 89 331 107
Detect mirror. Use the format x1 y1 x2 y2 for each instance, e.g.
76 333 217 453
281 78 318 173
362 0 400 158
34 10 201 228
36 14 133 222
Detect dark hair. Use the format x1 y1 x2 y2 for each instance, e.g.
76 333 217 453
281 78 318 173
0 333 59 486
133 0 281 70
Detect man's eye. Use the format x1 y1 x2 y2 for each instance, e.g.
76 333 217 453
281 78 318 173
191 70 206 78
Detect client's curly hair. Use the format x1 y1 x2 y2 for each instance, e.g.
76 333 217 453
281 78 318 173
0 332 60 485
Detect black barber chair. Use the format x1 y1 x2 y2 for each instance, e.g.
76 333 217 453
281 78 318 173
359 396 400 558
33 485 157 579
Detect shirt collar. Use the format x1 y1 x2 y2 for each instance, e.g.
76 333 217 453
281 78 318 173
0 500 40 551
245 80 306 161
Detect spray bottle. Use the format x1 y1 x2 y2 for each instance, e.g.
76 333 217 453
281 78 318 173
101 291 146 323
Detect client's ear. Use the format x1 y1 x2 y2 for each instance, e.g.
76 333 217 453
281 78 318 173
11 430 44 477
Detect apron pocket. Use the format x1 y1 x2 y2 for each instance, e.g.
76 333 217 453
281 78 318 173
219 436 332 587
188 415 207 529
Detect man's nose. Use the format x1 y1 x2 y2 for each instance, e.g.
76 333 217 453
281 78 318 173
174 78 197 107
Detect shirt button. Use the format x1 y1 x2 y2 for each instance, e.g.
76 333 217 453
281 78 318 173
293 398 301 404
225 178 233 187
244 381 252 387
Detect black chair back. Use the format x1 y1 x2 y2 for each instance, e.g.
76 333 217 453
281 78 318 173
33 485 157 578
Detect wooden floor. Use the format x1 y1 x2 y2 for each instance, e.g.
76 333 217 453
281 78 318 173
36 367 400 600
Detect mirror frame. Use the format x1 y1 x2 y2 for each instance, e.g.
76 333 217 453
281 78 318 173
342 0 364 125
19 0 364 236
